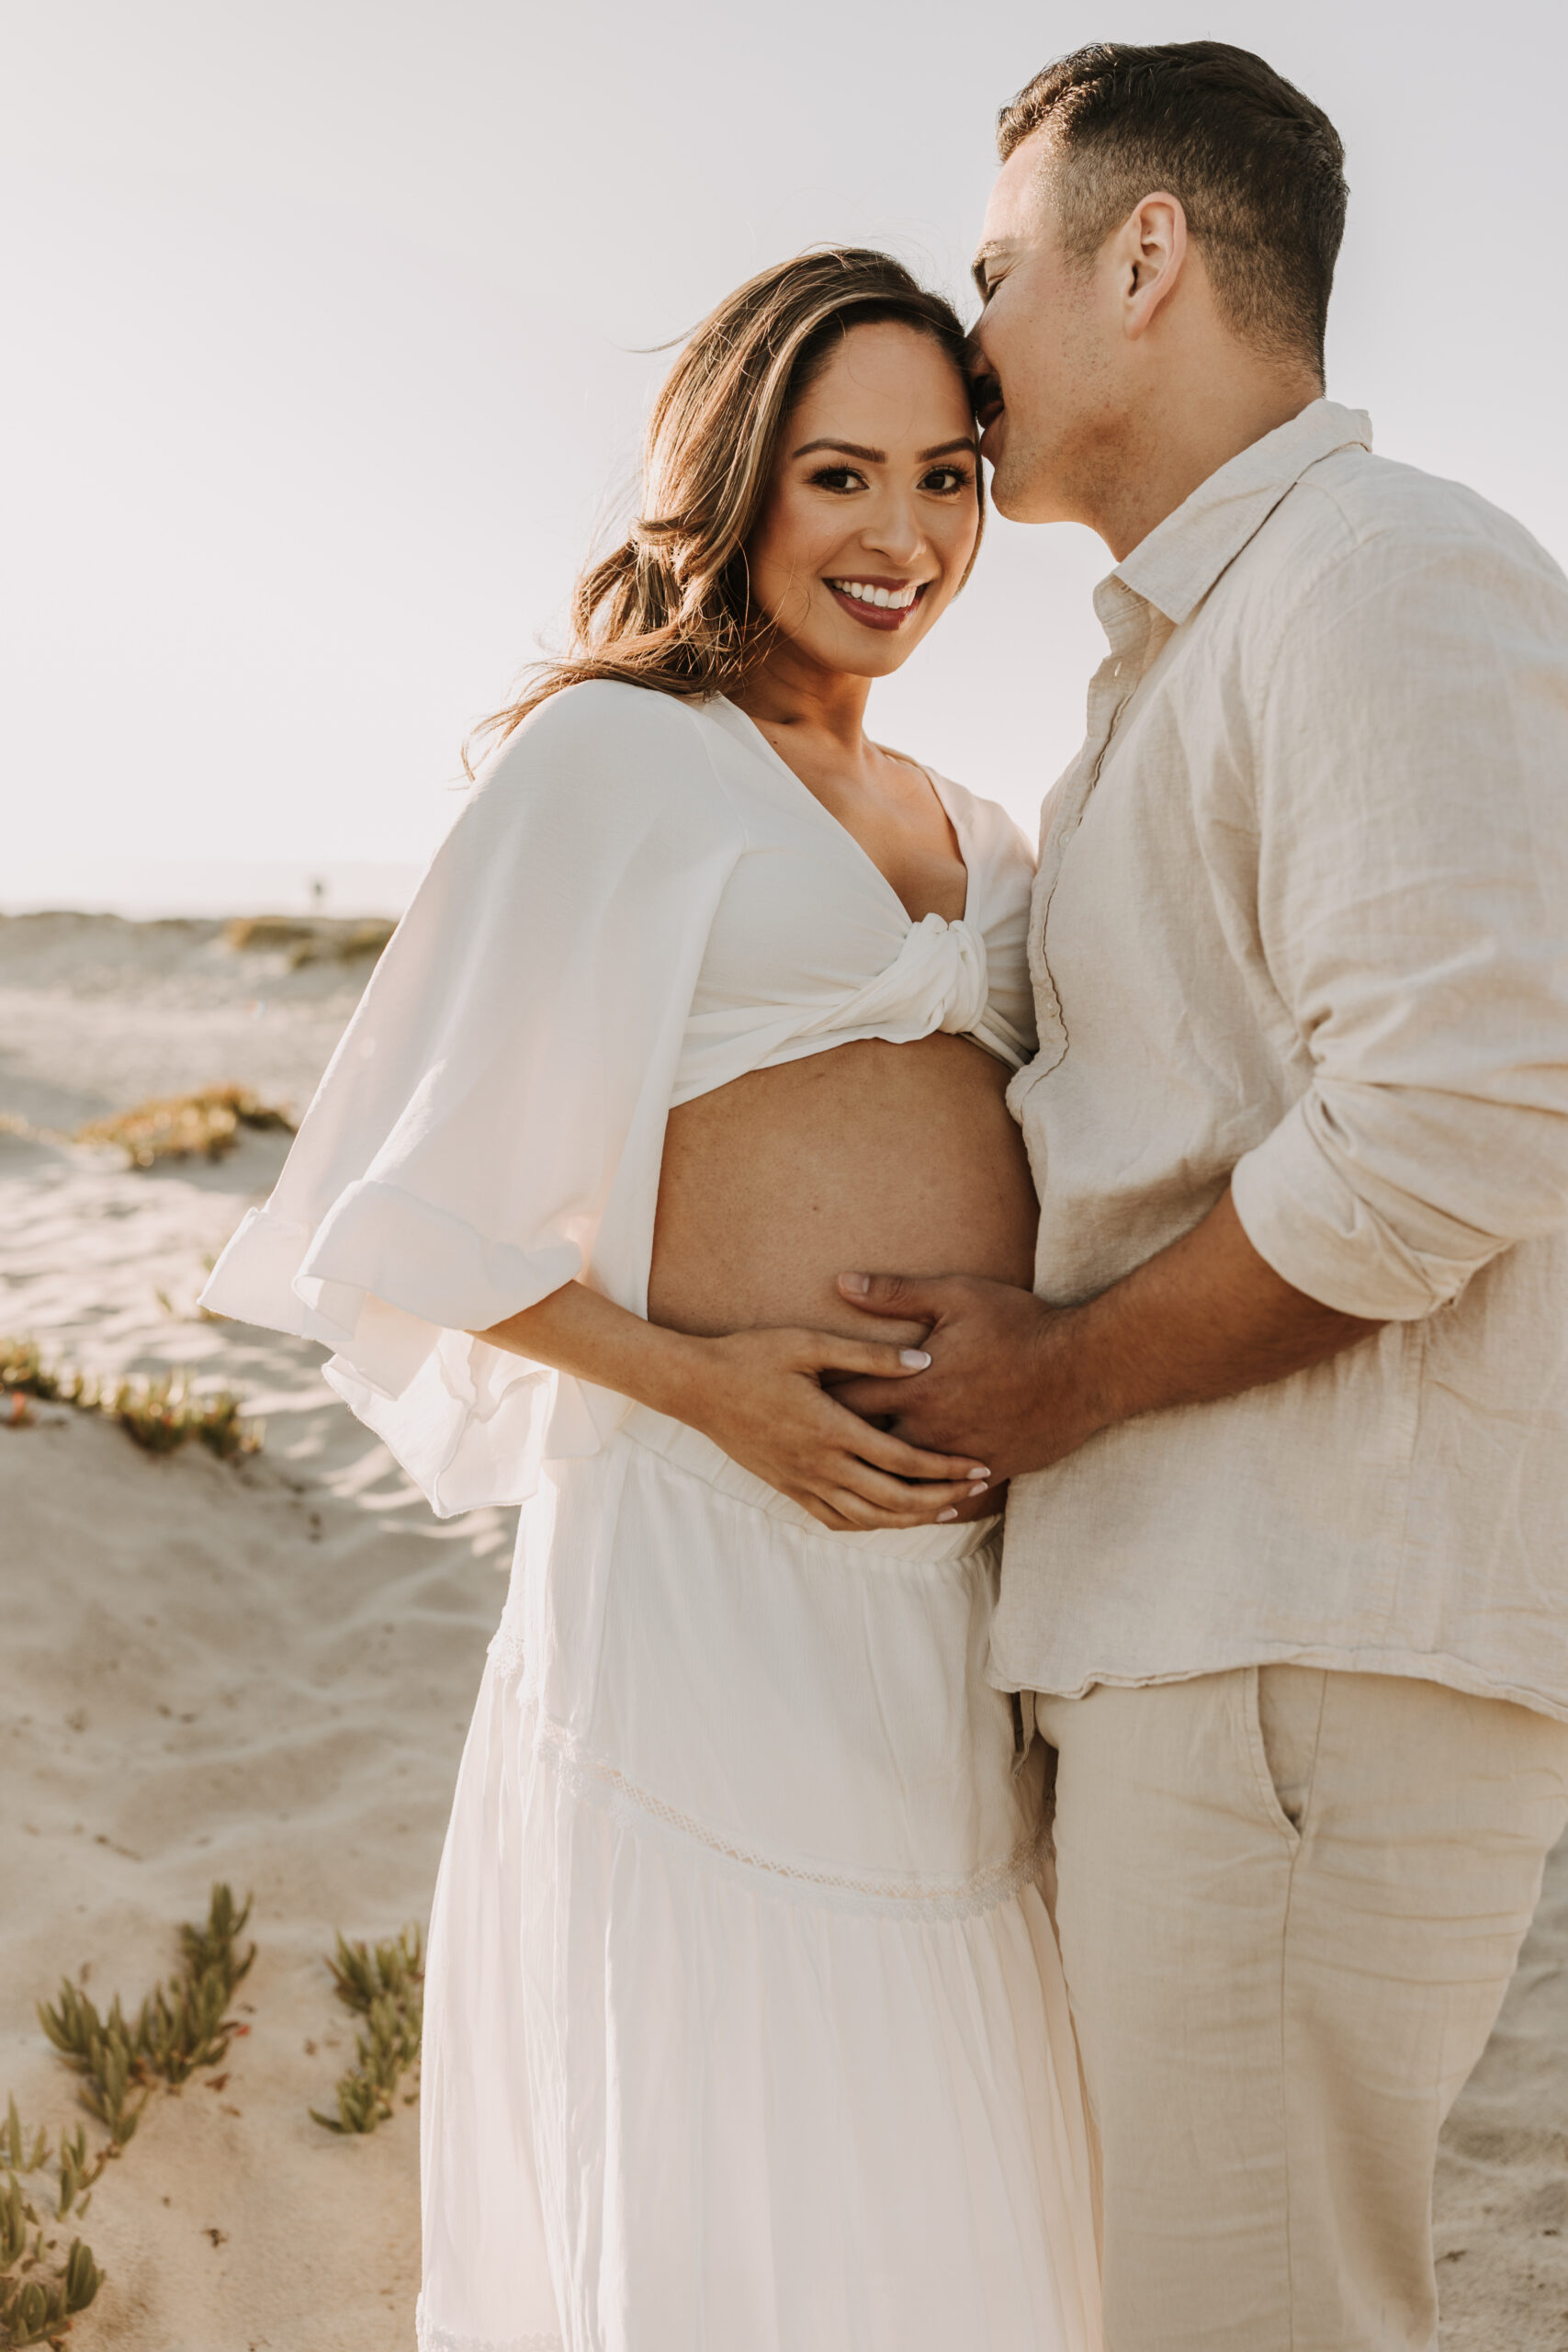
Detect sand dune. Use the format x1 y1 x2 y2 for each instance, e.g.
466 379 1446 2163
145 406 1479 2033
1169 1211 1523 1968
0 911 382 1137
0 911 1562 2347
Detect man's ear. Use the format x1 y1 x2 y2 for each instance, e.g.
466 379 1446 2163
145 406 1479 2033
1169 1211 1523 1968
1114 192 1189 340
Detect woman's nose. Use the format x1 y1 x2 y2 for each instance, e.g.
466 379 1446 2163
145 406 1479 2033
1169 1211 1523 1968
860 497 926 566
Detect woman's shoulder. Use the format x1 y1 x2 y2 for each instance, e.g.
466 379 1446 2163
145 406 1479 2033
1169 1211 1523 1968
479 676 720 774
468 680 740 837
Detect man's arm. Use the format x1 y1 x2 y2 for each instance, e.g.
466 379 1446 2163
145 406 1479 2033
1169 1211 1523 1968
831 1188 1381 1475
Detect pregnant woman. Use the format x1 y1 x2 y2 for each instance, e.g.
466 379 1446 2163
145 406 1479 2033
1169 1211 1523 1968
203 249 1101 2352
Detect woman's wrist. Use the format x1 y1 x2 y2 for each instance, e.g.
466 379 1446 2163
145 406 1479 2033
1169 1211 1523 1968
479 1283 716 1430
621 1321 717 1429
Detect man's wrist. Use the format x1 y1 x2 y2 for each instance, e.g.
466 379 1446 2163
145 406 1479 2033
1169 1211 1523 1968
1023 1295 1135 1466
1013 1190 1382 1461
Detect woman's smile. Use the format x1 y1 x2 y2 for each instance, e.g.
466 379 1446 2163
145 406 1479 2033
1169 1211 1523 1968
825 574 931 631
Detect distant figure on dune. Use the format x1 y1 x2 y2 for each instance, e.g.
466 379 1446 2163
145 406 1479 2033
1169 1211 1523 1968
200 36 1568 2352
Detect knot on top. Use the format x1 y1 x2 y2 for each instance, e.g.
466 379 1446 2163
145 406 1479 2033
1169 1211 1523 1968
896 913 989 1038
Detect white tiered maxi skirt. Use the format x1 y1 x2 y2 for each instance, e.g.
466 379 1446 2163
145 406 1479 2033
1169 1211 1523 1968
416 1405 1102 2352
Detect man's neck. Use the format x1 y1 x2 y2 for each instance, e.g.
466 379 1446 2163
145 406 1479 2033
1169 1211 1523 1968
1093 368 1324 563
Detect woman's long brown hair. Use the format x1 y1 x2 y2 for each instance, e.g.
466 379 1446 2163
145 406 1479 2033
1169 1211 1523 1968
468 248 981 761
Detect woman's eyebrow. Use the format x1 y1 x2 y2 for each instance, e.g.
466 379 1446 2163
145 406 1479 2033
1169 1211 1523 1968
790 435 978 463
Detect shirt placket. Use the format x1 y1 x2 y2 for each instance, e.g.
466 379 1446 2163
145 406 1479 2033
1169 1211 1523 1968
1029 581 1157 1075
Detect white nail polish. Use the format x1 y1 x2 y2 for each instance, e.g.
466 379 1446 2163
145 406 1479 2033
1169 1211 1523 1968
937 1508 958 1523
899 1349 931 1369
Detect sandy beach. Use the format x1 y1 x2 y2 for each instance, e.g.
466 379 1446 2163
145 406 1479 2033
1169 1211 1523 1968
1 913 511 2350
1 909 1563 2349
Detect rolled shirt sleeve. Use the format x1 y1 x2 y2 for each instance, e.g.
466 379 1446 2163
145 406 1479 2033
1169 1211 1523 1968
1231 514 1568 1319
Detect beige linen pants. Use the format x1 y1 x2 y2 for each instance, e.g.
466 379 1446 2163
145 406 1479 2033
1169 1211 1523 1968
1036 1668 1568 2352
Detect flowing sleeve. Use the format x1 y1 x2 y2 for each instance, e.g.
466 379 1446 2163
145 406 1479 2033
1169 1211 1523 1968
199 682 742 1515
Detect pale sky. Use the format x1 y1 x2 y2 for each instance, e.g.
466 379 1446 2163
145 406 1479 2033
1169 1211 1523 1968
6 0 1565 913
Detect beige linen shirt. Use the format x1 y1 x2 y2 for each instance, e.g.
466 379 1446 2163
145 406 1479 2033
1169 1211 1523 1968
998 399 1568 1722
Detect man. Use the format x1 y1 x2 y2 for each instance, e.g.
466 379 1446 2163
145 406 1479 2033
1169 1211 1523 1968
836 40 1568 2352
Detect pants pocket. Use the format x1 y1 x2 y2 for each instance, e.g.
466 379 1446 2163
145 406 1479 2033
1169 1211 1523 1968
1240 1665 1307 1848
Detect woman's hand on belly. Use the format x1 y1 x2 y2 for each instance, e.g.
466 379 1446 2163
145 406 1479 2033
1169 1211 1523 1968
664 1323 995 1532
477 1281 993 1532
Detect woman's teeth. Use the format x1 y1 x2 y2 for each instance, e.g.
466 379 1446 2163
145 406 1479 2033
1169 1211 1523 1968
829 581 919 610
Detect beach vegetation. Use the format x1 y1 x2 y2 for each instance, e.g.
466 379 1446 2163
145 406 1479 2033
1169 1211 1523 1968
0 2105 105 2347
74 1085 294 1169
222 914 394 968
39 1886 255 2135
4 1888 252 2346
309 1927 423 2135
0 1339 262 1461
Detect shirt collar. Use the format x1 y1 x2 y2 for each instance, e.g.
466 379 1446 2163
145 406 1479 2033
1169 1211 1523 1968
1112 398 1373 627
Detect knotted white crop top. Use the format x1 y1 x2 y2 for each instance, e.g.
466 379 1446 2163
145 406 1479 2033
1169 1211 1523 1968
202 682 1037 1513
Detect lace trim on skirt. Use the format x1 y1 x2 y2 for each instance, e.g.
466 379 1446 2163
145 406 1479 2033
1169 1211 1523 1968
500 1664 1048 1922
486 1617 533 1682
415 2296 561 2352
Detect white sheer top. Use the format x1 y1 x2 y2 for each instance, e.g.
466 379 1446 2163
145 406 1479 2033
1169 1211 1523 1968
201 683 1036 1513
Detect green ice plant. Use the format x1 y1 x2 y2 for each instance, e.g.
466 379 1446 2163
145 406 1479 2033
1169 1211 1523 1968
30 1989 147 2154
310 1927 424 2135
3 1889 256 2344
8 1889 256 2343
0 2102 106 2348
0 1339 261 1461
38 1886 255 2126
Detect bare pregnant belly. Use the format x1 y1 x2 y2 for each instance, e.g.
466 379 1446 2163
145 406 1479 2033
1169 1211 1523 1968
648 1034 1038 1352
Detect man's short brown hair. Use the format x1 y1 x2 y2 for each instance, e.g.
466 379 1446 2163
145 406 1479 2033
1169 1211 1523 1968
998 41 1348 375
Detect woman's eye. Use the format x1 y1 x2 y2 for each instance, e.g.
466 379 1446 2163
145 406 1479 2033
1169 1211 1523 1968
922 466 971 495
808 466 864 494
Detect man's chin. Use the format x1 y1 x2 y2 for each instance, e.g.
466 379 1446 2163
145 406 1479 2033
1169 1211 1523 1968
987 468 1028 521
987 457 1047 524
988 442 1070 527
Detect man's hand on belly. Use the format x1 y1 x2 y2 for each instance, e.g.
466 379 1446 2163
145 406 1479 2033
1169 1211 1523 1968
831 1191 1383 1478
829 1272 1088 1477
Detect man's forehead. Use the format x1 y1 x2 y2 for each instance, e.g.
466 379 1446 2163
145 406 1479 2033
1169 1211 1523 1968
977 132 1054 247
